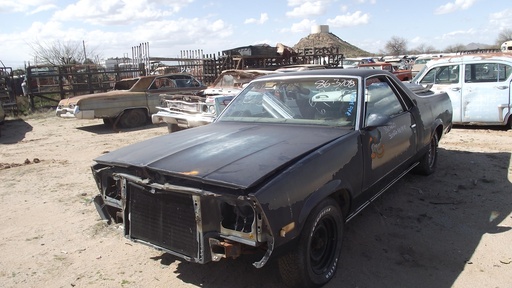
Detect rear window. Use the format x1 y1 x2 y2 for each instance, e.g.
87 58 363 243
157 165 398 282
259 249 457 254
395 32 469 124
464 63 512 83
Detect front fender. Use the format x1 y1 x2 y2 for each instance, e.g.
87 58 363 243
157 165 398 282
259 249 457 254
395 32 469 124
297 179 351 227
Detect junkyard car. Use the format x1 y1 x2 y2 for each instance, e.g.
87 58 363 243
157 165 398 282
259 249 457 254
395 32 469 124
151 69 275 132
55 73 206 128
151 94 234 132
411 56 435 76
358 62 413 81
412 52 512 129
91 69 452 287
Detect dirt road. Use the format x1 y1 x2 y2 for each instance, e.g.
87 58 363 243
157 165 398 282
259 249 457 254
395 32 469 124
1 112 511 288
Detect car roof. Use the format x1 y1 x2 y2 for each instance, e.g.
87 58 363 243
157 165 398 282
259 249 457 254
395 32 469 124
425 52 512 66
253 68 393 80
358 62 390 66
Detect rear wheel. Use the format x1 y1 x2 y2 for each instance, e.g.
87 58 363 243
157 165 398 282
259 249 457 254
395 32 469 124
278 198 343 288
414 133 438 175
118 109 148 128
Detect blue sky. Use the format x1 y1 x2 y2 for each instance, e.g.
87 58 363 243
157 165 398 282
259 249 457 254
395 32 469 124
0 0 511 69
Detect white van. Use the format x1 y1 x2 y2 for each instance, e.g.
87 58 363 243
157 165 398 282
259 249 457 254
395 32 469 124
412 52 512 128
502 41 512 53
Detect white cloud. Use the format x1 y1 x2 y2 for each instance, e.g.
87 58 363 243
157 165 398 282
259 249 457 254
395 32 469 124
442 28 477 38
410 36 423 45
289 19 317 33
435 0 477 15
286 0 330 18
244 13 269 24
327 11 370 27
51 0 192 25
489 8 512 30
0 0 57 14
129 18 234 51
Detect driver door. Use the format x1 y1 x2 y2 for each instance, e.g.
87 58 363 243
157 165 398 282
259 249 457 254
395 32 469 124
360 75 418 194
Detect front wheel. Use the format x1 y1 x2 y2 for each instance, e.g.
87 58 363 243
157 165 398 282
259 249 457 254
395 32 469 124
278 198 343 288
414 133 438 175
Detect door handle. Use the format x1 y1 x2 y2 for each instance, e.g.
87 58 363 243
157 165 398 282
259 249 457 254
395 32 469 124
496 86 508 90
451 87 461 91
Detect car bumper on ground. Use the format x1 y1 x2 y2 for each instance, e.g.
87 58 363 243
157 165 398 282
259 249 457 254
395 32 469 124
55 106 94 119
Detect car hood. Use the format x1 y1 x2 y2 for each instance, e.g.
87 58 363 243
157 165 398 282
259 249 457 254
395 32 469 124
94 122 351 189
58 90 131 105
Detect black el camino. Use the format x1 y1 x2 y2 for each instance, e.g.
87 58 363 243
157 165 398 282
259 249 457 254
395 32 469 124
91 69 452 288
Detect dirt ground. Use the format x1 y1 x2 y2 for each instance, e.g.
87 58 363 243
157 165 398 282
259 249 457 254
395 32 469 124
0 111 511 288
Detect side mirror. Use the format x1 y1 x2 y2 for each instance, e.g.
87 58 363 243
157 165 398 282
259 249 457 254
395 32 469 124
366 113 391 129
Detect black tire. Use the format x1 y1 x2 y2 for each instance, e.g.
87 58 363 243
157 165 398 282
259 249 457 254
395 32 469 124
102 118 114 127
278 198 343 288
118 109 148 128
414 133 438 175
167 123 183 133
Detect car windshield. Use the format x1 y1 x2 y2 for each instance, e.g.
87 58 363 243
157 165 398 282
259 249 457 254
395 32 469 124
217 76 358 128
343 60 360 66
415 58 431 65
412 65 428 82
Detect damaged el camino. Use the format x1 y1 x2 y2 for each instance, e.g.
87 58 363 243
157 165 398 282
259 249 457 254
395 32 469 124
91 69 452 287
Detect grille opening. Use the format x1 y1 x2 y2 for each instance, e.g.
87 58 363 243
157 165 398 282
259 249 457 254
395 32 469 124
220 202 255 233
127 183 199 258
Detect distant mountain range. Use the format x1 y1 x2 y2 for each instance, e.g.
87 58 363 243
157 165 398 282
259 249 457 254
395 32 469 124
464 42 497 50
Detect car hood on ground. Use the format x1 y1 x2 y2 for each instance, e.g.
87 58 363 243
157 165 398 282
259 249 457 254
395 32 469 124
94 122 351 189
58 90 133 105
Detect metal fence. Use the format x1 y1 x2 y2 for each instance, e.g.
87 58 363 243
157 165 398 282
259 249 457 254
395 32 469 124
7 46 344 111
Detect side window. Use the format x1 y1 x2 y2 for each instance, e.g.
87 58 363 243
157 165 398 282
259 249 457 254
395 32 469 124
465 63 512 83
420 65 459 84
174 76 200 88
365 76 405 124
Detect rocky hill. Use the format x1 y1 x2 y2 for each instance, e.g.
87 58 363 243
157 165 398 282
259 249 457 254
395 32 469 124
293 32 371 57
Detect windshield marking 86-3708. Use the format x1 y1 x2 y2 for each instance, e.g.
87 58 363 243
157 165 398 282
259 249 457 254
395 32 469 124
218 77 359 128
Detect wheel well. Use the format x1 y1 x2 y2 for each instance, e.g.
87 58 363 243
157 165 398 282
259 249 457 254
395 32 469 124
330 189 351 219
117 107 150 118
298 184 352 227
435 124 444 141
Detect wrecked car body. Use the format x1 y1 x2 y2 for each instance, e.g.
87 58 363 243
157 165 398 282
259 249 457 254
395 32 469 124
358 62 412 81
151 94 234 132
151 70 275 132
92 69 452 287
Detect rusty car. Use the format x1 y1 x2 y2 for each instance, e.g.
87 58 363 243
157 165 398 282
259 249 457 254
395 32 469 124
151 69 275 132
55 73 206 128
358 62 413 81
91 69 452 287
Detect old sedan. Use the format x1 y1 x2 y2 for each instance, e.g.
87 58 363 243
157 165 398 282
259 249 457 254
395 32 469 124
55 73 206 128
91 69 452 287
